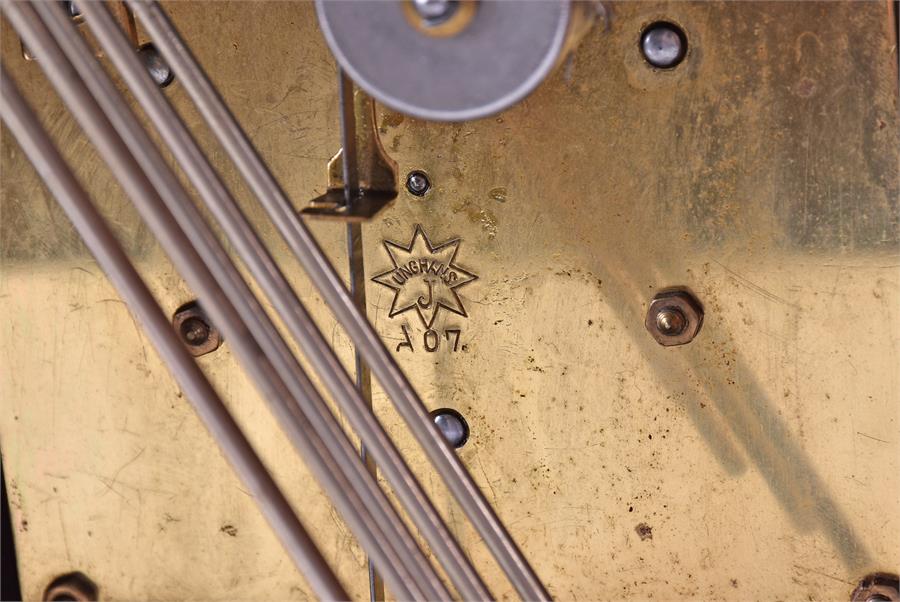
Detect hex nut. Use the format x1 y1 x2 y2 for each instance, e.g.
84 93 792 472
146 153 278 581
645 289 703 346
172 302 222 357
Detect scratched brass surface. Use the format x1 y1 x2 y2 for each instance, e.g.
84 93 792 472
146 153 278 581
2 2 898 600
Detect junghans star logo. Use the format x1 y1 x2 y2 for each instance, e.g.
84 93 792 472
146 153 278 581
372 225 477 329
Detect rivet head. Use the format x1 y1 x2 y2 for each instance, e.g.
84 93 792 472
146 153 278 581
645 290 703 346
641 22 687 69
173 302 222 357
406 170 431 196
431 408 469 449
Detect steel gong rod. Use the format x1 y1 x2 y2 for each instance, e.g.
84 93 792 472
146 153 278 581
8 3 436 598
79 2 490 599
28 2 444 597
336 66 385 602
130 1 551 598
0 66 348 602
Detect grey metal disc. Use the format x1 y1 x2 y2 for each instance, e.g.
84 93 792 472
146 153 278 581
315 1 574 122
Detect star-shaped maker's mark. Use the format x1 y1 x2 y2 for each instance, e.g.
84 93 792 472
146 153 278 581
371 225 477 329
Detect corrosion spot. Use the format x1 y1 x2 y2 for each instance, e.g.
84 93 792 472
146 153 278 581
220 524 238 537
635 522 653 541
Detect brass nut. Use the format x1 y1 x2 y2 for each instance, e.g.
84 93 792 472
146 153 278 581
172 302 222 357
645 289 703 346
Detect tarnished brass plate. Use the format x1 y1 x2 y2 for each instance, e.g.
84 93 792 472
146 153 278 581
1 2 897 600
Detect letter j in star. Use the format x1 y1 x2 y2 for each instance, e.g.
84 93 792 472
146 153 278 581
371 225 477 329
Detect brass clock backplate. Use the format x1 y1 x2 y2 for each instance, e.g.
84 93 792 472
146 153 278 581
1 2 897 600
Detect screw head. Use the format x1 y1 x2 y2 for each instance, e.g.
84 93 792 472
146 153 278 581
412 0 458 25
180 316 210 347
138 43 174 88
655 307 686 336
43 572 98 602
641 22 687 69
851 573 899 602
431 408 469 449
173 302 222 357
406 170 431 196
645 290 703 346
64 1 82 19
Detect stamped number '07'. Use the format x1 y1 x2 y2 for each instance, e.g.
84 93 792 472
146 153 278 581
396 326 461 353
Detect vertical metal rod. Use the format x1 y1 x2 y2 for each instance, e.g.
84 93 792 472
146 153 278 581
0 67 348 602
131 2 549 598
338 69 386 602
338 70 359 208
10 3 431 598
80 2 489 598
348 220 384 602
